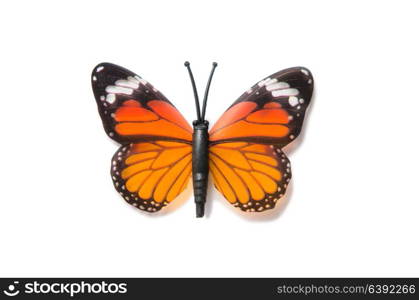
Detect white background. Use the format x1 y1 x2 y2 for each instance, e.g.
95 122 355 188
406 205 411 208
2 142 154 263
0 0 418 277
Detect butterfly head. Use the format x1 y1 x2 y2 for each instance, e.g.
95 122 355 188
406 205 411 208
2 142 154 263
184 61 217 127
192 119 209 130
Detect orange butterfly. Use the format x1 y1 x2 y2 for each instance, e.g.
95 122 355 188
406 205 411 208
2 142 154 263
91 62 313 217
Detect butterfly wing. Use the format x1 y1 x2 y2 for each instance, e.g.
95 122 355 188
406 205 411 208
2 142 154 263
112 141 192 212
209 67 313 212
92 63 193 212
209 67 313 146
92 62 192 143
209 142 290 212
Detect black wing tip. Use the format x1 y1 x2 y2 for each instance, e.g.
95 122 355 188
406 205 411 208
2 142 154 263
280 66 313 77
91 62 110 80
92 62 118 73
91 62 139 81
275 66 314 90
298 66 313 76
263 66 314 88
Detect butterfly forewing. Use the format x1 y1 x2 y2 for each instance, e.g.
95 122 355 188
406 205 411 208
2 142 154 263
92 63 192 143
209 67 313 146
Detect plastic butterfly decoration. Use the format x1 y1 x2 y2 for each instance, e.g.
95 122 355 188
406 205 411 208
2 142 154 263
91 62 313 217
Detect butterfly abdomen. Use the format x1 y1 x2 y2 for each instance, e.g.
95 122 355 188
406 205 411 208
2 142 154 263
192 121 209 217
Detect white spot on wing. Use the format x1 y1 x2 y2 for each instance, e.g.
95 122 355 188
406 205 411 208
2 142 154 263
103 75 146 105
106 85 133 95
127 76 141 84
288 96 299 106
272 88 299 97
264 78 278 86
265 81 290 91
115 79 139 89
139 78 148 85
106 94 116 103
258 78 271 87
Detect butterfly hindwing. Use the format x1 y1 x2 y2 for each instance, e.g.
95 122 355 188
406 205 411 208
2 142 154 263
111 141 192 212
92 63 193 212
209 142 291 212
209 67 313 212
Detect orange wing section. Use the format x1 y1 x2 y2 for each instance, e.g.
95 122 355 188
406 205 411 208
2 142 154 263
209 142 291 212
114 100 192 142
111 141 192 212
209 101 291 143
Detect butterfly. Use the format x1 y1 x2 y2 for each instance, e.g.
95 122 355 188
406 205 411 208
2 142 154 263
91 62 313 217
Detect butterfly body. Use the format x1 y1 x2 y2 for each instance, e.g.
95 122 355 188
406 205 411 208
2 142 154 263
192 120 210 217
91 62 313 217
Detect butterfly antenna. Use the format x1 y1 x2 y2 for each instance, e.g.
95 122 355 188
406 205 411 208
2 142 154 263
184 61 201 121
201 62 218 121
